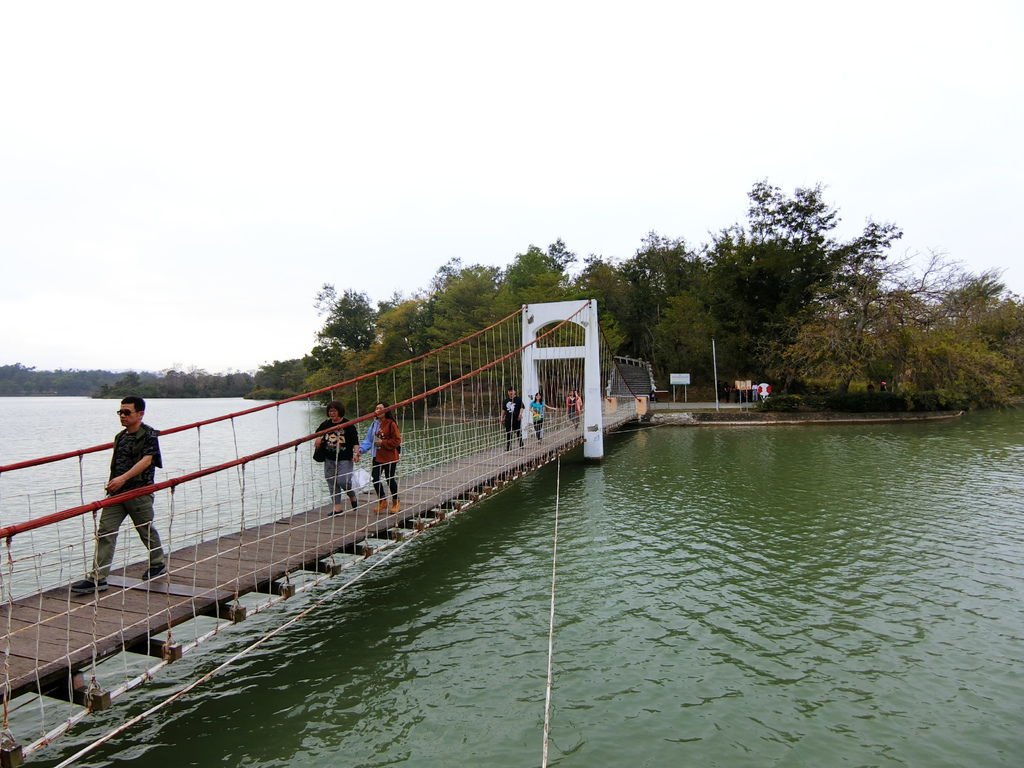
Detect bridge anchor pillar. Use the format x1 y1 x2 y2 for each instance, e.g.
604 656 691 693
1 735 23 768
72 678 111 712
274 580 296 599
225 601 247 623
161 641 184 662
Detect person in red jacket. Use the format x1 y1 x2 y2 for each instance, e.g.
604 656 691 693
360 401 402 514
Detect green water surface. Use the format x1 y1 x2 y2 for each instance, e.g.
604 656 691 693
37 410 1024 767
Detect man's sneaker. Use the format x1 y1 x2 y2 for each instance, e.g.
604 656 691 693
142 563 166 580
71 579 108 595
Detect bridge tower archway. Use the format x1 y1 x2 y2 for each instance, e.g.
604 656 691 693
521 299 603 460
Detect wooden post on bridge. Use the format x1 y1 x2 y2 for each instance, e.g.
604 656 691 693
521 299 604 461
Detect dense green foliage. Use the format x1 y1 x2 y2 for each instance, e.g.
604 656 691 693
761 390 973 413
249 359 309 400
297 182 1023 409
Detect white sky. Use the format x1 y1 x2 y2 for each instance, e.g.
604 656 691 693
2 1 1021 373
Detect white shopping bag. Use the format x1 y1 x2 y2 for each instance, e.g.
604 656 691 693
351 467 372 492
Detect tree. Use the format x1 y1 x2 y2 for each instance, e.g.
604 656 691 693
573 255 629 317
499 241 577 307
253 359 308 397
706 183 898 387
573 255 631 353
906 266 1023 403
616 232 702 366
372 297 432 365
652 291 719 382
545 238 577 272
314 284 378 353
422 259 507 347
780 220 904 392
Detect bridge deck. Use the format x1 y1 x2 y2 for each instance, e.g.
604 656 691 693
1 412 633 702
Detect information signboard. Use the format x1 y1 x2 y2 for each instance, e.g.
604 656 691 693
669 373 691 402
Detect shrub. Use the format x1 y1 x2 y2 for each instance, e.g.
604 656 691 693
759 390 969 413
823 391 908 412
760 394 803 412
759 393 830 412
905 391 970 411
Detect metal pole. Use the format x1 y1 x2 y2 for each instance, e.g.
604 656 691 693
712 337 719 411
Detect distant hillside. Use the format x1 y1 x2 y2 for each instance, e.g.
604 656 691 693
0 363 255 398
93 369 255 399
0 364 122 396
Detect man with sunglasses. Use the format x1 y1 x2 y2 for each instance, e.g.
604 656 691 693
72 396 166 594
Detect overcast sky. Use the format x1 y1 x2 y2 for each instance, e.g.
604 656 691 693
2 1 1021 374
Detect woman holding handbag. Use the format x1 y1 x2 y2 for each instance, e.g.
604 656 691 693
314 400 360 514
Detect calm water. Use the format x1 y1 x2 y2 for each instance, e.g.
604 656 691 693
0 397 321 511
10 402 1024 767
0 397 326 597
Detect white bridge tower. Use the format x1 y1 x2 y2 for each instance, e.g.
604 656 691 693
521 299 604 460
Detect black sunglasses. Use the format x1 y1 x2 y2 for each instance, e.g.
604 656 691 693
116 409 135 416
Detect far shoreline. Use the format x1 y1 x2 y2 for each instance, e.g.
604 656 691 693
645 401 965 427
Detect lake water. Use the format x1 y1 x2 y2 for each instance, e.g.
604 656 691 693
0 397 327 598
0 396 321 510
4 399 1022 767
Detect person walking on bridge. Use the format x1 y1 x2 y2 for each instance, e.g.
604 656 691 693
72 396 166 594
530 392 550 442
565 389 582 427
314 400 360 514
359 402 402 514
501 386 525 450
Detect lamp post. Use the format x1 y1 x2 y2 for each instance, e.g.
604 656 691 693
712 337 719 412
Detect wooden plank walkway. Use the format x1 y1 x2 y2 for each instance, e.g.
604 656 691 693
1 412 633 703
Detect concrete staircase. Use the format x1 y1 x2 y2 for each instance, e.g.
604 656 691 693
608 356 655 397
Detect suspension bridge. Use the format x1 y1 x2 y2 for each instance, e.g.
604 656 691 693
0 300 648 765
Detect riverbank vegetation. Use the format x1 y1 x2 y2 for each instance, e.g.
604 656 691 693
301 181 1023 410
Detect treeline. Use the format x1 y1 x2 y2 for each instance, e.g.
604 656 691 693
0 364 122 396
94 370 256 399
0 364 255 399
279 181 1023 410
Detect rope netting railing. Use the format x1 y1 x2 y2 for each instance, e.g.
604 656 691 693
0 300 641 762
